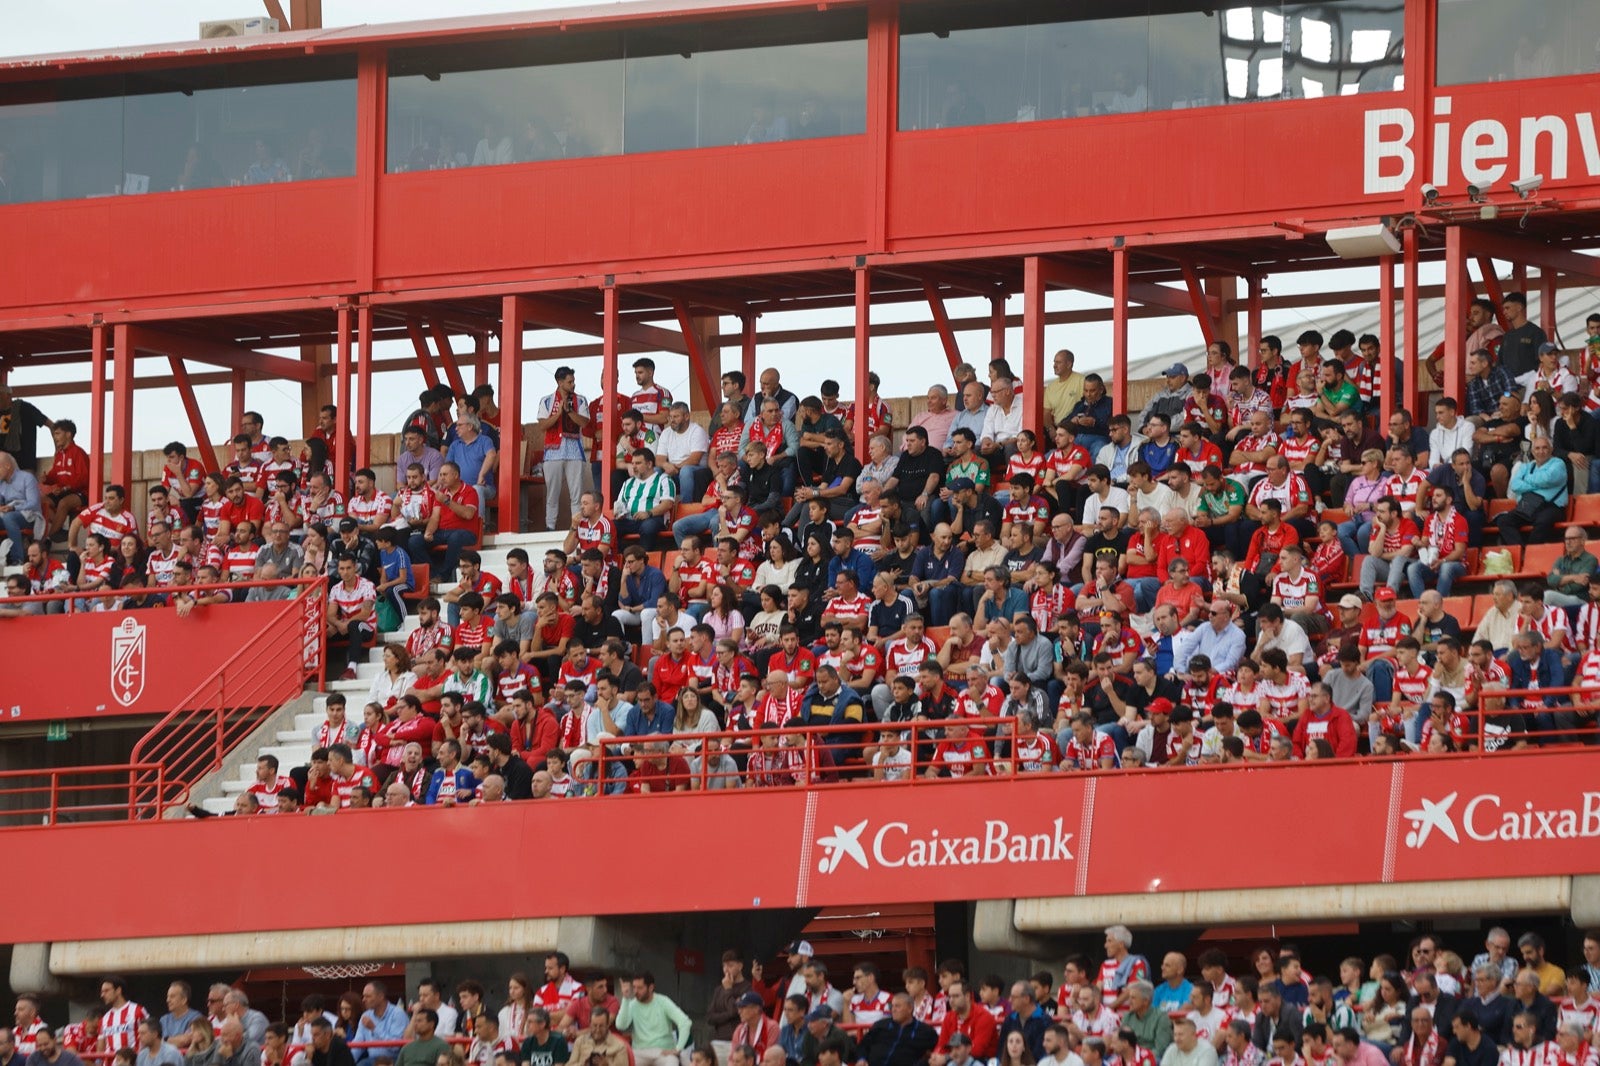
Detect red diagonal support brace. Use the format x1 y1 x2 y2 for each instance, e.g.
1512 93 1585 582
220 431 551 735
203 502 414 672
406 317 441 390
922 280 963 378
167 357 223 477
428 321 469 401
1179 261 1220 348
672 299 718 412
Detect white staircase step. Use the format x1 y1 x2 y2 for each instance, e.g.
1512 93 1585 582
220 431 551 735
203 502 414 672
296 712 324 730
278 729 312 743
202 797 234 815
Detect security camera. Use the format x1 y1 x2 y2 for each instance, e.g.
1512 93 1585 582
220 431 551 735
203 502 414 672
1511 174 1544 199
1466 182 1492 203
1420 183 1440 205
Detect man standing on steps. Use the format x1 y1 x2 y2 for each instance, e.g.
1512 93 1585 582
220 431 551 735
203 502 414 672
617 973 692 1066
535 366 591 532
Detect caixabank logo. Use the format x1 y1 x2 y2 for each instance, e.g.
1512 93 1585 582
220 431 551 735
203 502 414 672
1403 790 1600 848
816 816 1075 873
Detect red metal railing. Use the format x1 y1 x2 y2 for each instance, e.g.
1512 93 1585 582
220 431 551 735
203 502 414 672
0 762 166 824
594 715 1029 790
1476 685 1600 751
0 577 327 824
126 578 327 815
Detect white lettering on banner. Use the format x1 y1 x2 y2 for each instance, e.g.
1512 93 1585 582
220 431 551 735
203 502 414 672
1404 791 1600 848
816 817 1073 873
1363 97 1600 195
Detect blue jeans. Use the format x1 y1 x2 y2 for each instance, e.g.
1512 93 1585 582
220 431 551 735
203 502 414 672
409 528 477 582
1359 555 1407 598
1127 577 1160 613
1077 435 1110 460
671 509 719 546
1367 657 1394 703
1338 516 1374 559
0 509 28 562
672 463 710 503
927 584 962 626
616 514 668 552
1409 560 1466 598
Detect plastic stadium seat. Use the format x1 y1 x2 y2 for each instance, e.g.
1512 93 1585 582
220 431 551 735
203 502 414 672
1521 541 1565 575
1469 595 1494 627
1441 595 1472 620
1487 498 1518 519
1556 494 1600 530
402 563 430 603
1321 509 1349 524
924 626 951 646
673 502 711 520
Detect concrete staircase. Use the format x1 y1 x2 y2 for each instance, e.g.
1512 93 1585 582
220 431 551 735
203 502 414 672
194 531 563 814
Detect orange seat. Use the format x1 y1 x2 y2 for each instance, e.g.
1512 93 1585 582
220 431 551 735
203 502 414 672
402 562 430 602
1469 595 1494 627
1487 498 1518 519
1557 494 1600 529
1441 595 1472 620
1321 509 1349 525
674 502 711 519
1521 541 1564 574
925 626 951 646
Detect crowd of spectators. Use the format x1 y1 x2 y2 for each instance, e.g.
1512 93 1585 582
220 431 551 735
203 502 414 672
6 930 1599 1066
8 304 1600 796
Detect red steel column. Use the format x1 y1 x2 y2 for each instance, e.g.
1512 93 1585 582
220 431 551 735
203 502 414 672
88 324 106 501
601 288 620 509
230 369 247 437
1246 276 1263 369
1443 226 1466 408
356 305 374 472
1022 259 1046 438
110 324 134 492
1111 249 1130 416
1403 227 1420 420
990 295 1007 367
1379 255 1396 426
741 315 757 389
854 267 872 461
334 305 353 495
498 297 524 535
1541 270 1558 339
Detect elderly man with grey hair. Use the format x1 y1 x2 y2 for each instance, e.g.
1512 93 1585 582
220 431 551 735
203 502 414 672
1100 925 1152 1010
223 990 270 1047
200 1020 262 1066
0 450 41 565
445 410 498 505
1472 580 1522 654
1122 980 1173 1058
910 385 956 451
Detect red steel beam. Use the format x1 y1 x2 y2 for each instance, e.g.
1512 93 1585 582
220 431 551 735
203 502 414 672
1379 257 1396 426
1459 229 1600 284
1403 227 1420 421
498 298 524 535
261 0 289 29
1443 227 1467 411
167 356 223 477
854 268 871 462
741 315 757 388
88 324 106 502
1474 256 1509 330
335 305 353 495
474 333 490 391
406 317 442 390
922 280 963 378
520 294 688 355
429 321 469 401
1022 257 1046 441
1246 276 1263 369
1179 261 1220 348
1035 257 1213 318
601 288 620 514
357 306 374 472
123 327 315 384
672 300 719 411
230 369 247 436
110 324 134 492
1111 248 1130 416
1541 271 1558 340
990 295 1006 366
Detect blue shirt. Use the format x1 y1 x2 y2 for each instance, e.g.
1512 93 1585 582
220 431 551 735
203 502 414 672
1174 621 1246 675
1151 979 1192 1015
621 565 668 610
0 467 41 518
446 433 496 489
1066 395 1112 437
910 544 964 584
159 1010 203 1042
827 549 876 593
623 700 674 737
357 1003 409 1054
425 766 478 804
949 407 988 445
378 546 414 593
1140 439 1178 477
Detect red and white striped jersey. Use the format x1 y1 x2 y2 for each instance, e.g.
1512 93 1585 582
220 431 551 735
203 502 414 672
1230 432 1281 474
80 555 115 591
329 578 377 624
1004 495 1051 531
225 459 264 494
630 384 673 419
885 636 938 676
844 399 892 438
1422 509 1468 557
828 593 873 626
840 646 883 686
1394 662 1434 706
1417 711 1471 750
1258 672 1310 719
1062 732 1117 770
1030 586 1074 633
147 546 183 587
1382 470 1429 512
673 556 717 602
912 992 948 1025
1277 434 1318 466
316 718 361 750
931 737 989 777
1526 605 1574 652
1012 731 1060 773
747 746 806 787
347 491 393 527
575 515 616 558
1218 680 1260 713
393 486 437 526
1176 439 1225 476
100 1002 149 1052
1466 656 1512 705
849 503 887 552
1249 472 1312 513
81 503 140 544
1499 1042 1562 1066
407 621 454 660
199 497 228 538
14 1019 46 1056
1270 570 1320 610
1072 1006 1122 1040
1555 1046 1598 1066
1572 602 1600 653
1557 994 1600 1033
1183 674 1224 717
849 990 893 1024
1047 444 1094 482
535 975 584 1015
1360 612 1411 657
225 544 258 582
756 688 806 729
248 774 295 811
332 766 377 807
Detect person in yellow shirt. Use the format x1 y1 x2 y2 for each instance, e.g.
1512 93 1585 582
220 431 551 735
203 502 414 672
1517 932 1567 996
1043 349 1085 428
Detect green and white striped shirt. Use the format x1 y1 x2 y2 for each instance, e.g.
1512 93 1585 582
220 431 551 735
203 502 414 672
618 471 676 516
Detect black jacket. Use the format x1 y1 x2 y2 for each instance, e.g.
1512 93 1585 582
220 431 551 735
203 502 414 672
856 1018 937 1066
1251 1006 1303 1052
496 752 536 799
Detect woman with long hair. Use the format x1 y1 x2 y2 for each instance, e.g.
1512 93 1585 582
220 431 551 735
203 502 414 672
369 643 416 712
499 973 535 1040
745 584 787 667
704 583 745 644
998 1030 1035 1066
793 533 829 598
109 532 147 589
753 535 799 593
672 685 719 751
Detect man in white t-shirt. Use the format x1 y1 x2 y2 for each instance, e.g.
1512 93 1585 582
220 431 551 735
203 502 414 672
656 402 711 503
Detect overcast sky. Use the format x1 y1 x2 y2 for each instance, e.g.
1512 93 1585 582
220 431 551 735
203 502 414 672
2 2 1438 452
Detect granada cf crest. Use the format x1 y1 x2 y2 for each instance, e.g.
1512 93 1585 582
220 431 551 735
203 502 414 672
110 617 147 707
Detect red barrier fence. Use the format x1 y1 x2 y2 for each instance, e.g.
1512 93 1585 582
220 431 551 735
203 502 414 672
0 577 326 722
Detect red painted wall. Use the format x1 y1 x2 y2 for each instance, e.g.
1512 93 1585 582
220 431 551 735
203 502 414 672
2 749 1596 943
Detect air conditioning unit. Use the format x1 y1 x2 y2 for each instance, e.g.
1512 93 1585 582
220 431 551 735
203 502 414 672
1325 223 1402 260
199 17 281 39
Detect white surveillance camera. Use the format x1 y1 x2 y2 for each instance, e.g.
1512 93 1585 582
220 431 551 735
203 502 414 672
1420 183 1439 204
1511 174 1544 199
1467 182 1492 202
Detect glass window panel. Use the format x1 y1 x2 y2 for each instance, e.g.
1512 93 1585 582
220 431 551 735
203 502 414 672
899 0 1400 129
1437 0 1600 85
387 35 626 171
0 58 355 206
